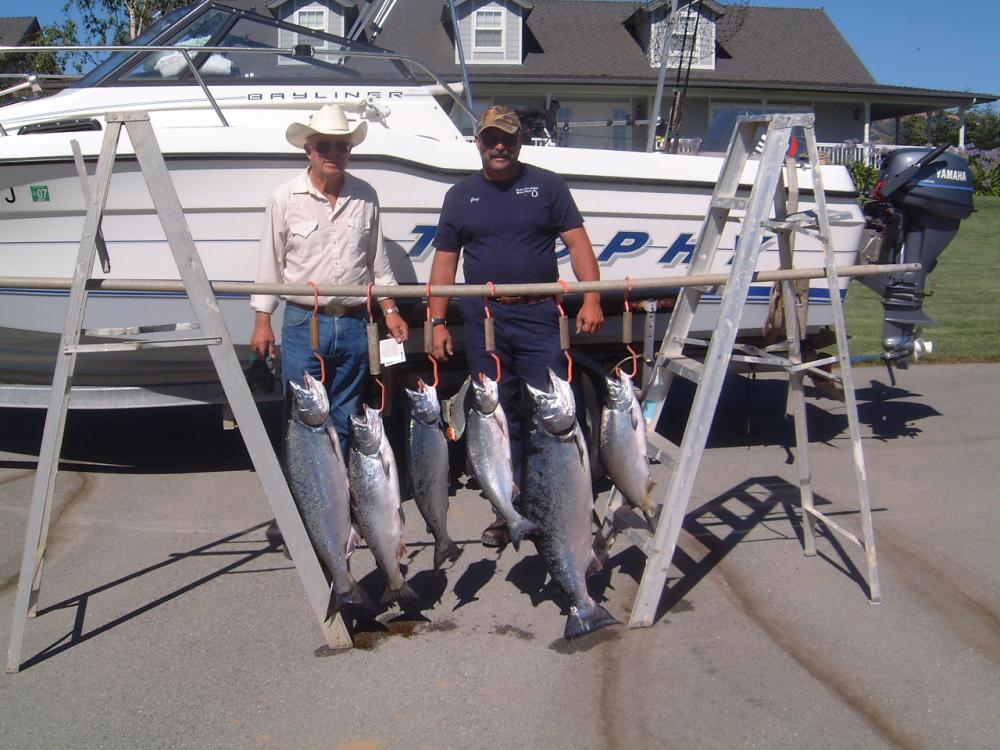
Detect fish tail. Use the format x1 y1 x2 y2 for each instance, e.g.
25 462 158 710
433 537 463 569
508 517 541 552
565 602 619 640
380 579 421 607
642 482 659 530
328 574 372 618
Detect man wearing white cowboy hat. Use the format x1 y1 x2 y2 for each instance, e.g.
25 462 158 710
251 103 408 455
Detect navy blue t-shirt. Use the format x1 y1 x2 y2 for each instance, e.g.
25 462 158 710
434 164 584 286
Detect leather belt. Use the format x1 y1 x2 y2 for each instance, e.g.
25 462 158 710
495 295 549 305
288 300 365 318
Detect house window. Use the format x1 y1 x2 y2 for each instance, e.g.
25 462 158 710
475 10 503 50
297 9 328 49
460 3 520 65
651 9 715 70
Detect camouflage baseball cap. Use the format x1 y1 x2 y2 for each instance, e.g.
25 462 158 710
476 105 522 136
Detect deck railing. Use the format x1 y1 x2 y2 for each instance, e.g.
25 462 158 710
817 142 907 168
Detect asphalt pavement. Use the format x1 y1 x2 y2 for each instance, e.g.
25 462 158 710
1 363 998 749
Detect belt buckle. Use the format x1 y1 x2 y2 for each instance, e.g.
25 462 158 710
325 301 348 317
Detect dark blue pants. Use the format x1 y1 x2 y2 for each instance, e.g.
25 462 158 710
461 298 568 484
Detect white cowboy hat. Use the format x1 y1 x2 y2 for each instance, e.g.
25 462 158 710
285 104 367 148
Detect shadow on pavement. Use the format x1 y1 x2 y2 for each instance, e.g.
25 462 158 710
15 522 278 672
590 475 881 626
653 372 941 450
0 402 284 474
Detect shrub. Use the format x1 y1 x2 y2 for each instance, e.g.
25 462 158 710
846 161 879 195
967 147 1000 197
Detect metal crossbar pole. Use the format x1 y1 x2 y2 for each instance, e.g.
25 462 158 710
0 262 918 298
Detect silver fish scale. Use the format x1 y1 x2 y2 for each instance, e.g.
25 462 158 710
408 412 450 541
348 418 406 593
283 418 354 598
466 407 518 513
523 422 595 611
599 374 655 519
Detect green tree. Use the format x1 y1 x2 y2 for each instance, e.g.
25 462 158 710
66 0 189 45
38 0 189 72
927 111 960 146
900 114 928 145
0 23 77 84
966 105 1000 151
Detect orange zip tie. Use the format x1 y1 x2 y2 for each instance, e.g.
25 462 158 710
554 278 570 318
483 281 501 382
556 278 573 384
424 282 439 388
366 282 376 322
306 280 326 384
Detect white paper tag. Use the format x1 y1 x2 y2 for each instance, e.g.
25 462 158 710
379 337 406 367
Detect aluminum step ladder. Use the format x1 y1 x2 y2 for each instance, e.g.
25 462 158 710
594 113 881 630
7 111 352 673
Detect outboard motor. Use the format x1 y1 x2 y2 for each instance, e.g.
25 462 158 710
861 146 975 360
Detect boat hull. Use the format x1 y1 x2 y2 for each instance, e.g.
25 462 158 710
0 128 863 388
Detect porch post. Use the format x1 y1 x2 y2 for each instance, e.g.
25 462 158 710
958 105 968 151
863 101 872 165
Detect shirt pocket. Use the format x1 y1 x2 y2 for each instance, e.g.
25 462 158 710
288 220 320 254
344 220 371 247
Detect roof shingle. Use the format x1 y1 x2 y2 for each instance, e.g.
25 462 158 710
374 1 876 87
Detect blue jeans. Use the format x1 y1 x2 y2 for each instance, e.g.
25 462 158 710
280 304 369 456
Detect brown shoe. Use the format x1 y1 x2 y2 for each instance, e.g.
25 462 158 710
480 518 511 548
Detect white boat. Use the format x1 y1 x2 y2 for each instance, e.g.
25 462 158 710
0 1 865 390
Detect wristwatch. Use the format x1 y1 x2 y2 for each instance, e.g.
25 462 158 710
430 317 448 327
382 305 400 316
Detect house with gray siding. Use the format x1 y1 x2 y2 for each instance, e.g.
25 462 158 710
359 0 995 153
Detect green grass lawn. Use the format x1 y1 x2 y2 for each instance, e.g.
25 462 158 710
843 195 1000 362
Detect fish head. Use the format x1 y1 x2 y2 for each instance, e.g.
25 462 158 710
405 380 440 424
605 369 637 411
470 373 500 414
526 368 577 435
349 404 384 456
288 372 330 427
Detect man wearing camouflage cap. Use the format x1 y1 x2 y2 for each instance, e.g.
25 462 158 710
427 104 604 547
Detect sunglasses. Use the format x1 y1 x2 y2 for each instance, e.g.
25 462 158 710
310 140 352 155
479 130 520 149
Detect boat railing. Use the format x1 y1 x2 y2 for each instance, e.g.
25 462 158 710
0 42 475 133
0 74 43 104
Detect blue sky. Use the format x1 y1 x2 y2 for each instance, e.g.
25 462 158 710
20 0 1000 98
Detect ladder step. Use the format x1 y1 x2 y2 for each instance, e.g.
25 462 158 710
66 337 222 354
646 432 678 469
762 210 857 234
710 196 748 211
665 355 704 383
83 322 200 337
621 527 655 557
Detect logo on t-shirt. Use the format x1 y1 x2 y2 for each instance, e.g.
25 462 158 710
516 186 540 198
470 196 480 203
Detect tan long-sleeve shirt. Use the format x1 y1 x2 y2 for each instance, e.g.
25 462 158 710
250 169 398 313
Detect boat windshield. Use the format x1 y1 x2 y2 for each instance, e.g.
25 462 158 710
74 2 416 88
75 5 199 87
